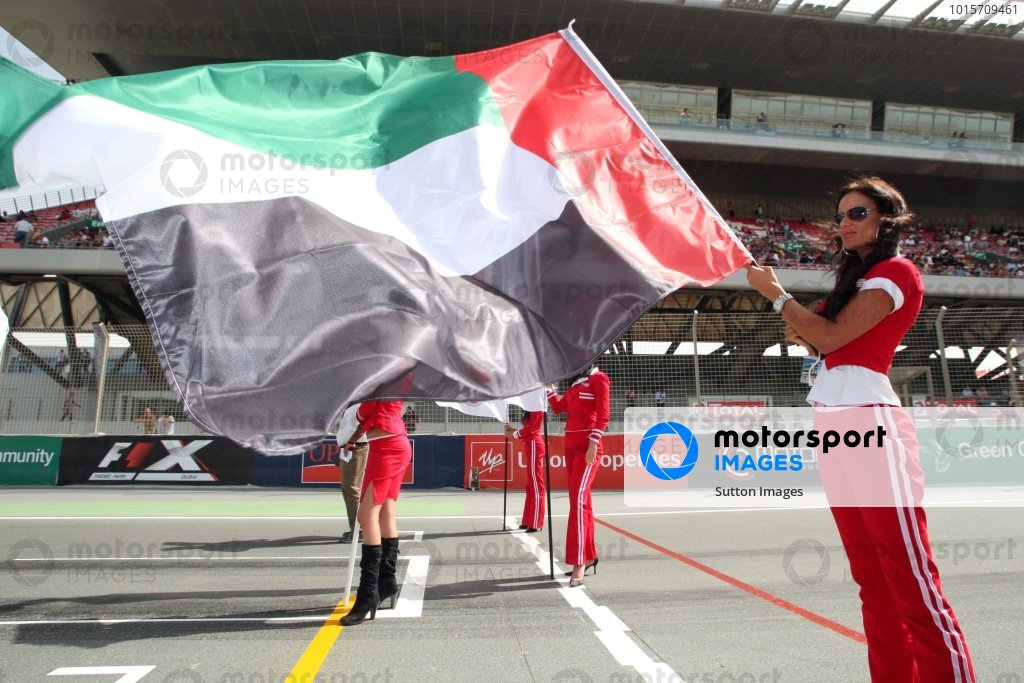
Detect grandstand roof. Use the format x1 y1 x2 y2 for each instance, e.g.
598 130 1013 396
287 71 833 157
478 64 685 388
2 0 1022 113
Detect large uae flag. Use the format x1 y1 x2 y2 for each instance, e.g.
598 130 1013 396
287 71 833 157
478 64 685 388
1 28 749 453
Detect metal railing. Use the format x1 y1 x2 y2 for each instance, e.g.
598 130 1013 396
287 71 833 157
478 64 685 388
0 186 98 216
640 106 1023 154
2 311 1020 439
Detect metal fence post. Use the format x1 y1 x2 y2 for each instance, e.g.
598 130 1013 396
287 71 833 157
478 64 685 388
692 310 702 405
1009 338 1021 408
92 323 111 434
935 306 953 403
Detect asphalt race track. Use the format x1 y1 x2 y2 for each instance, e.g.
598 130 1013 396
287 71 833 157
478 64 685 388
1 487 1022 682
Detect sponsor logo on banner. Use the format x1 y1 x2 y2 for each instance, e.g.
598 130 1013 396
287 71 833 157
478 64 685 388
0 436 63 486
301 440 415 485
463 435 625 490
88 440 218 482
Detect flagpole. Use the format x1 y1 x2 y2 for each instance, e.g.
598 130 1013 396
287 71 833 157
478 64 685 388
543 411 554 580
343 441 363 608
502 433 510 531
343 518 359 605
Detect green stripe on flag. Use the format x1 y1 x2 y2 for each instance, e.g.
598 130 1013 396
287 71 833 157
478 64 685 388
0 58 69 188
73 53 504 170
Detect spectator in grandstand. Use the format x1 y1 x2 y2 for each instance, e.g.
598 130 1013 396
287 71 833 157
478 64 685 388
340 401 412 625
504 410 545 532
27 226 49 248
157 411 176 435
401 404 420 434
654 388 666 407
13 212 32 246
338 432 368 544
0 211 7 222
754 203 765 224
548 365 609 587
746 175 975 681
134 407 157 435
756 111 768 131
626 387 637 408
679 108 691 127
60 391 79 422
726 201 735 219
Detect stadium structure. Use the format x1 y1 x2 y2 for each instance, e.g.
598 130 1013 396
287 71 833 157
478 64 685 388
2 3 1024 683
1 0 1022 433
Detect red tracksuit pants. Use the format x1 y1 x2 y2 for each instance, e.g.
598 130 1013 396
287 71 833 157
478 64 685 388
820 405 975 682
565 434 600 566
521 438 546 530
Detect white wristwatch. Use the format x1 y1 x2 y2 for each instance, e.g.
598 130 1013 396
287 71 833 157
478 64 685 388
772 292 794 313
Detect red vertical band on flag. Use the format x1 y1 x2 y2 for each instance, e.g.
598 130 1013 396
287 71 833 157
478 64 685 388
455 33 749 287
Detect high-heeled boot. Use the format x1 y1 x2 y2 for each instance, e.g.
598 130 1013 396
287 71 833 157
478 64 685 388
341 544 382 626
378 537 400 609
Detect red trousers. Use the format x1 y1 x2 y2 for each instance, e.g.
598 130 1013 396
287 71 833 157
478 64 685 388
820 405 974 682
565 434 600 566
521 438 546 529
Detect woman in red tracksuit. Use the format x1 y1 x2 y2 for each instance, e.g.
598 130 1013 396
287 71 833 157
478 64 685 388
340 400 412 626
504 411 545 532
548 365 610 587
748 176 974 682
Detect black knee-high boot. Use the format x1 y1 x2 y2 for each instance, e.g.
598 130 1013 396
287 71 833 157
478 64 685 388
341 544 382 626
378 537 400 609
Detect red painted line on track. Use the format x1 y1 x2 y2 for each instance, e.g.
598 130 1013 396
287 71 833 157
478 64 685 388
595 517 867 644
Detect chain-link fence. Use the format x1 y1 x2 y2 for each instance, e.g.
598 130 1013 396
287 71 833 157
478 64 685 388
1 310 1021 439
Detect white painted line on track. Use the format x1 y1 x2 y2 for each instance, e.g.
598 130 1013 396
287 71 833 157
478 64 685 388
49 666 155 682
2 556 430 623
3 500 1017 522
0 617 331 626
504 515 682 682
0 509 804 521
376 554 428 619
13 556 377 562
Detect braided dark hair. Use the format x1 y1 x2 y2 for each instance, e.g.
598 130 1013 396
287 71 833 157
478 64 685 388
822 176 915 320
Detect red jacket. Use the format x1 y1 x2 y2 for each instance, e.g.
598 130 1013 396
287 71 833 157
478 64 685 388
548 369 610 443
513 411 544 442
356 400 407 436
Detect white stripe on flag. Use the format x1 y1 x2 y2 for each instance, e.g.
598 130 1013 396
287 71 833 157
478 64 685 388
437 386 548 422
14 96 571 278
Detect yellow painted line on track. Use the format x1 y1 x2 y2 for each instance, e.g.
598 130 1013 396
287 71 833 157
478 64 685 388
286 595 354 680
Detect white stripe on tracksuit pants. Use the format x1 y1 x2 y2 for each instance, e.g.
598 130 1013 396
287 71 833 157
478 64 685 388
827 405 974 681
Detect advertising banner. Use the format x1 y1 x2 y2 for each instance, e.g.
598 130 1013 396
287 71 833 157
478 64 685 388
252 436 463 489
58 436 253 485
301 440 415 486
464 434 626 490
0 435 62 486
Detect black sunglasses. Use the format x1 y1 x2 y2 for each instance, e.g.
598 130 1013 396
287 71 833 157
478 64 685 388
833 206 872 225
